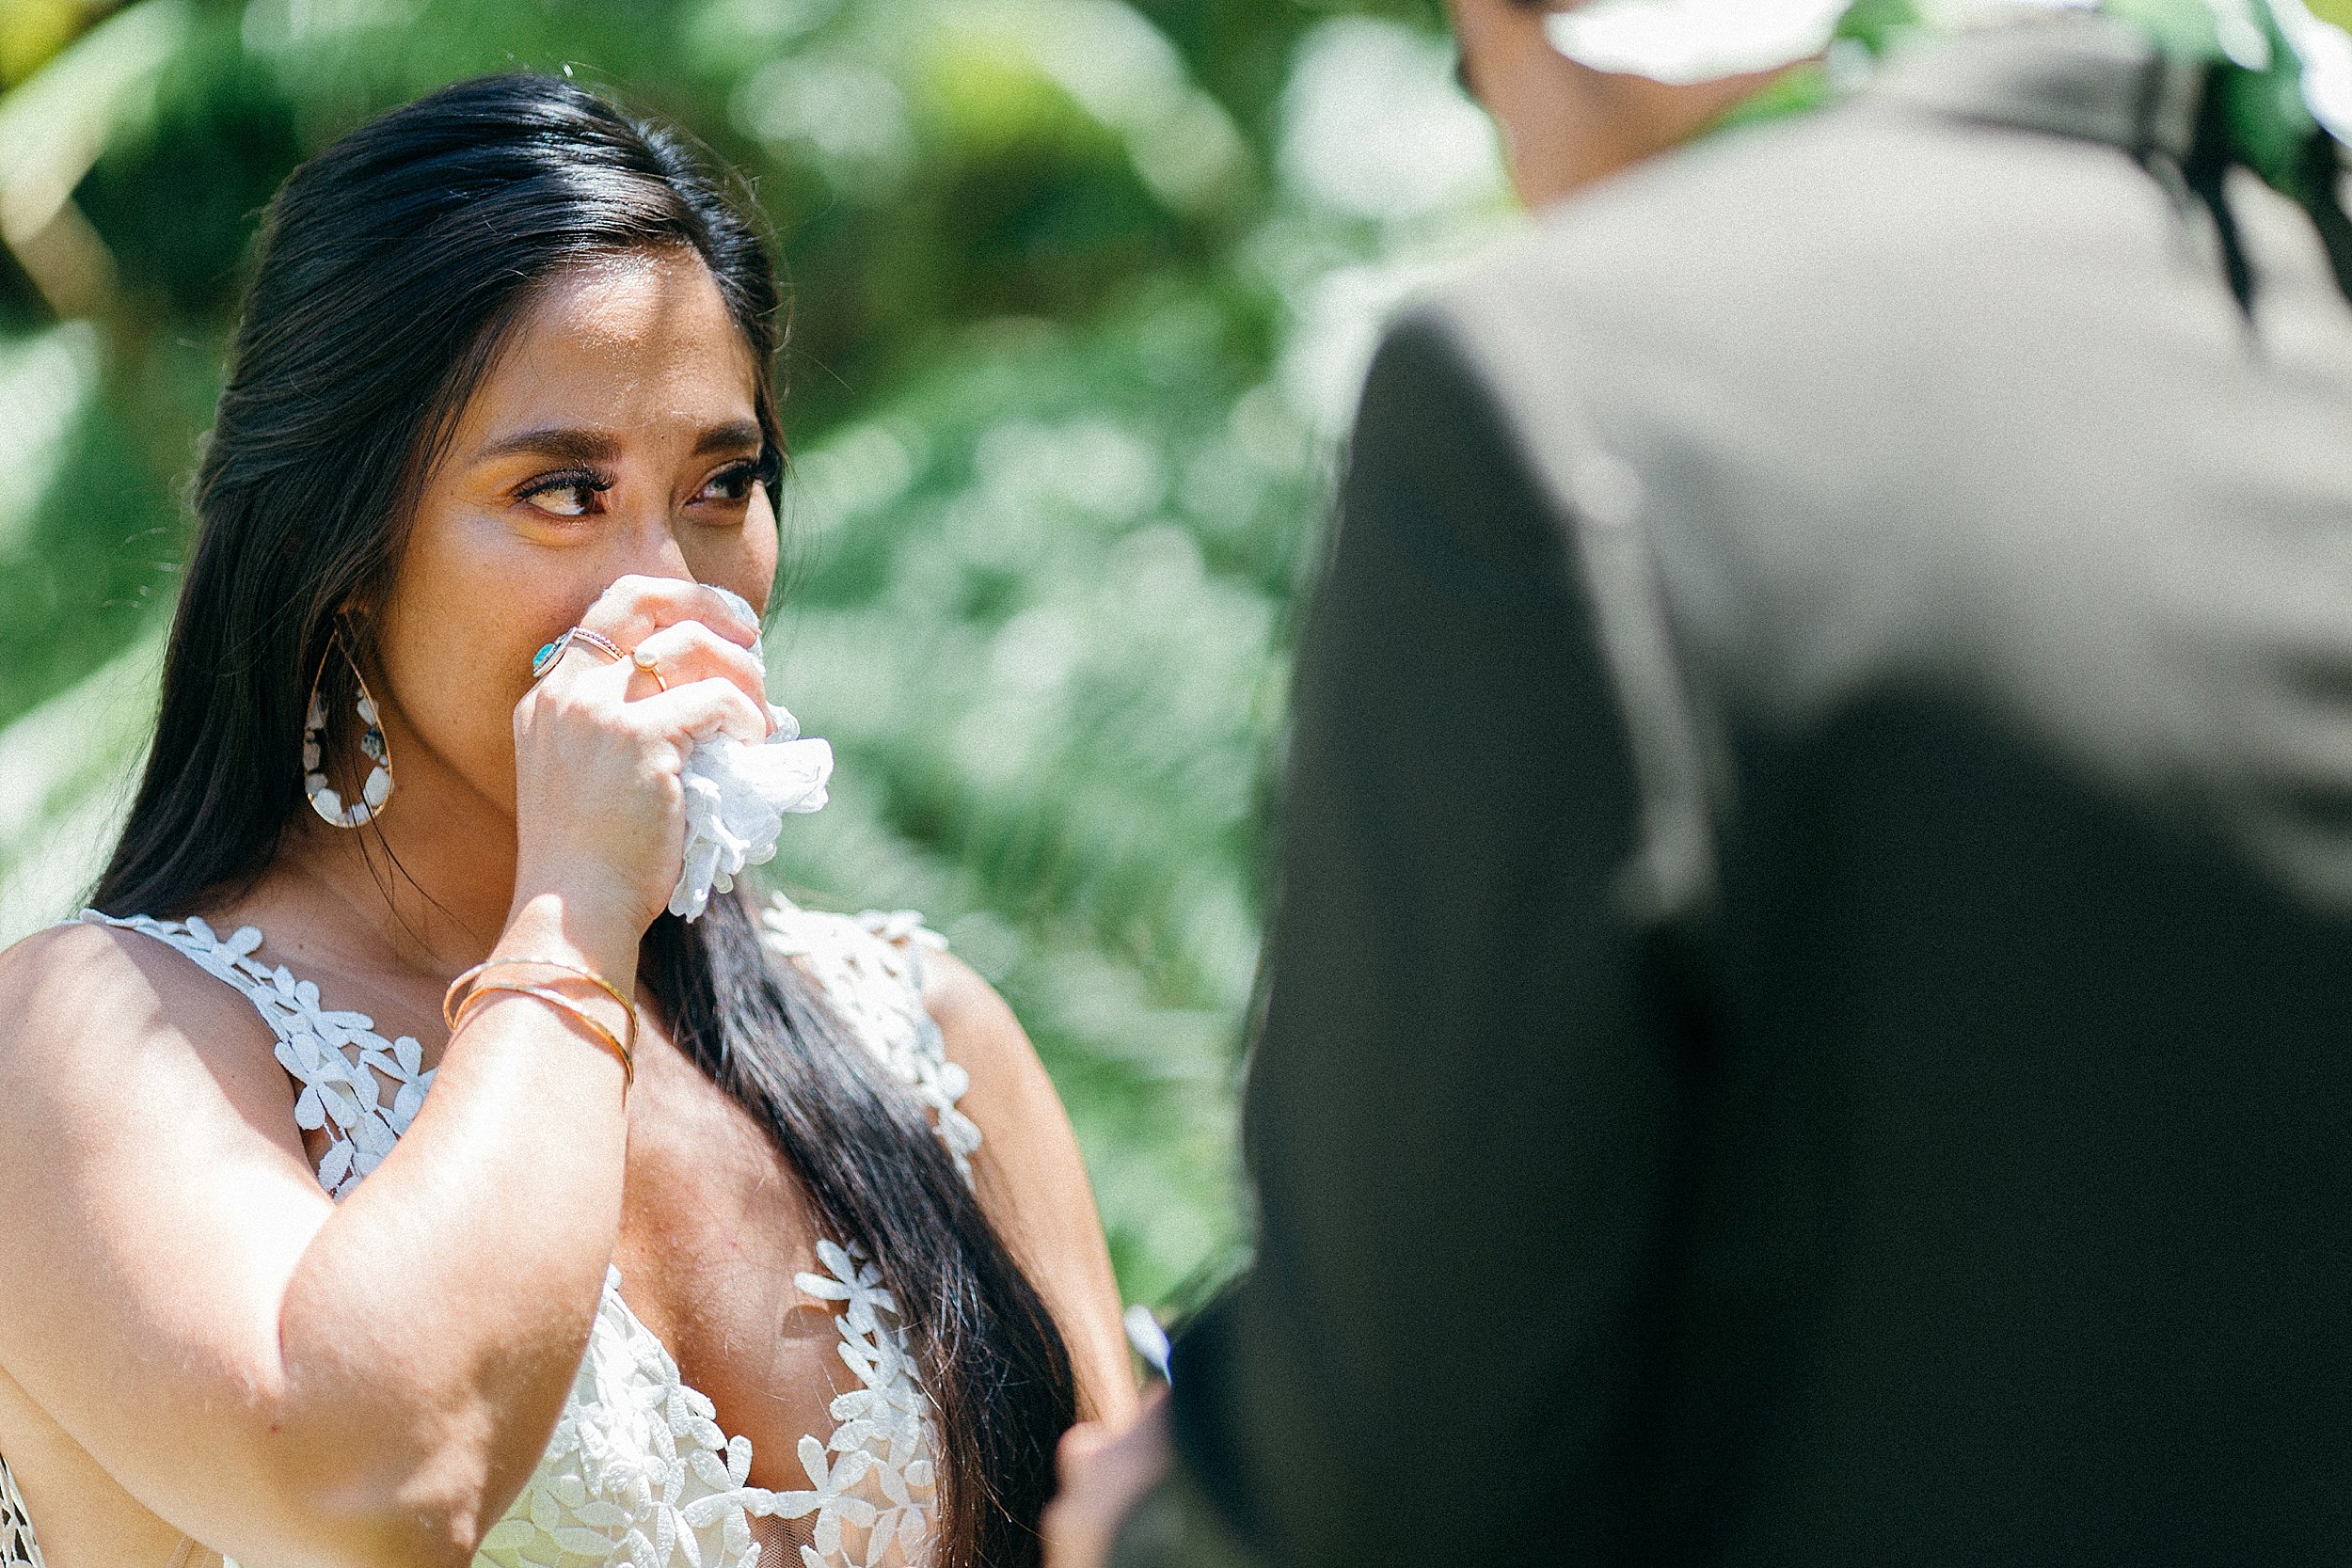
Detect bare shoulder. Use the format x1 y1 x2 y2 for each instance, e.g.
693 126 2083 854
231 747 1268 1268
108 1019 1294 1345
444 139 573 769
914 948 1038 1085
0 918 274 1070
0 920 183 1080
0 917 144 1012
0 917 295 1155
0 917 318 1392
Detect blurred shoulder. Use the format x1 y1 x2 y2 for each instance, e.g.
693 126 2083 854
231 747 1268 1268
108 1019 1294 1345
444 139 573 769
757 893 948 1022
1391 79 2231 680
755 891 1038 1122
1423 86 2174 384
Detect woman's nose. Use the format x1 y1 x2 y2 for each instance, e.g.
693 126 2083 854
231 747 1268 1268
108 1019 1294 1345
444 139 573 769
615 509 696 583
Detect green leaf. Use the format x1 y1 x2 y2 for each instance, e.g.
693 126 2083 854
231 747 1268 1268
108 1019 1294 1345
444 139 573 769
2104 0 2231 60
1708 61 1836 135
0 0 195 233
1835 0 1927 55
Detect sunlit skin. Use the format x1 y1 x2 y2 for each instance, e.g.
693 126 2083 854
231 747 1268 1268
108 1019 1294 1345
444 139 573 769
355 244 1130 1461
1449 0 1787 210
0 247 1134 1568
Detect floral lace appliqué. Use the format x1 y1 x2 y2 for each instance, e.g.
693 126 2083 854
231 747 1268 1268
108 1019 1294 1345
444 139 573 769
477 1265 782 1568
776 1240 938 1568
77 911 434 1198
0 1456 43 1568
34 907 971 1568
757 898 979 1183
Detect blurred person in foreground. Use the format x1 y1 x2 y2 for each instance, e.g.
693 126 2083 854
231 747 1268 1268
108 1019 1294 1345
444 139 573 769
1047 0 2352 1562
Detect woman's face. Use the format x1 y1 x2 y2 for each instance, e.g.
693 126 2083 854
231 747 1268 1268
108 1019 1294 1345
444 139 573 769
373 246 779 823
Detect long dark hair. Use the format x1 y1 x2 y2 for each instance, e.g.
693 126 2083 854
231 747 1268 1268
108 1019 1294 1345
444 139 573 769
91 73 1075 1567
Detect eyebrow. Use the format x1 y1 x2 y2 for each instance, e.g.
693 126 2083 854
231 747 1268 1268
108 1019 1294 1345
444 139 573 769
472 420 766 467
694 420 767 457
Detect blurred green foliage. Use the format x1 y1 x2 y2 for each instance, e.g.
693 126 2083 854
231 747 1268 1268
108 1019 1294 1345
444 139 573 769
0 0 1507 1307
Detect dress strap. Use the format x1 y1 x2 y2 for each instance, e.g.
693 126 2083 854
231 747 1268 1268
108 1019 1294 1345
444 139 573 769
757 895 981 1180
73 912 434 1198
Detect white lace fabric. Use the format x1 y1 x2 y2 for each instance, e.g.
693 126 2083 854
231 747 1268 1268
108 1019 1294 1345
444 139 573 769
4 895 966 1568
0 1453 42 1568
758 907 979 1182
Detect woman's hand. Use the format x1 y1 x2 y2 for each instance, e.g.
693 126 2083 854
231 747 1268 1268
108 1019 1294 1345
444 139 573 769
509 574 773 946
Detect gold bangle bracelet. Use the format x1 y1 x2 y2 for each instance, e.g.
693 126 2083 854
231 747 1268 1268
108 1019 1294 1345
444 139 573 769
452 980 636 1087
443 957 640 1054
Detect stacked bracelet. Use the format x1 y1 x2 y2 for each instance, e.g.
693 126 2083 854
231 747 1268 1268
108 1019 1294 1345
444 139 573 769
443 957 639 1086
454 982 636 1085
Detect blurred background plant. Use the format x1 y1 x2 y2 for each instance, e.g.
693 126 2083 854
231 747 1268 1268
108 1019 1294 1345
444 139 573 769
0 0 1510 1311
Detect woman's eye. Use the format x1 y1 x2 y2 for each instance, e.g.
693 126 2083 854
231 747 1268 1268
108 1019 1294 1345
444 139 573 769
694 452 780 507
517 472 612 518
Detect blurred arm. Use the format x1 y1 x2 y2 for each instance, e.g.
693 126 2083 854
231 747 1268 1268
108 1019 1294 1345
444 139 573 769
1116 312 1687 1565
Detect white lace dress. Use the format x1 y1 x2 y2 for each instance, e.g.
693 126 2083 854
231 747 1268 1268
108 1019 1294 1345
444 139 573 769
0 895 971 1568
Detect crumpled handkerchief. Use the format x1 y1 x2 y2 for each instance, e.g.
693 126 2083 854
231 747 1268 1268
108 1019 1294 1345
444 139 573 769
668 588 834 922
1544 0 1851 84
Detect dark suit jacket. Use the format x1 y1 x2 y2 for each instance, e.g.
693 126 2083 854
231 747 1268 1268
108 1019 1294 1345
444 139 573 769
1114 15 2352 1568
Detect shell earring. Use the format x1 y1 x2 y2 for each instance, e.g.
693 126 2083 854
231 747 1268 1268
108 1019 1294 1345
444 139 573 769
303 636 394 828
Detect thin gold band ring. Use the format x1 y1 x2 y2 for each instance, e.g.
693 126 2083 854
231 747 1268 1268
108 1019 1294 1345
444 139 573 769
530 626 626 682
569 627 626 663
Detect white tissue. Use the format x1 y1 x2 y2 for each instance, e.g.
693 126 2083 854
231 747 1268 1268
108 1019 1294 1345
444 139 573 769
667 588 835 923
1545 0 1851 84
671 711 832 922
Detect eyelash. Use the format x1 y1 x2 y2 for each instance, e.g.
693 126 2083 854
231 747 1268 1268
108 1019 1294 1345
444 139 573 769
698 452 779 504
514 467 615 516
512 452 778 518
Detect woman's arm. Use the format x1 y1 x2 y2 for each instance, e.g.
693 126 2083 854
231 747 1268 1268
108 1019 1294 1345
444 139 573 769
923 952 1139 1425
0 897 635 1568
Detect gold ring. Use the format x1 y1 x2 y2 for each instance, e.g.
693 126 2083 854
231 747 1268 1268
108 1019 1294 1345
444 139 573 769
571 628 626 664
633 646 667 692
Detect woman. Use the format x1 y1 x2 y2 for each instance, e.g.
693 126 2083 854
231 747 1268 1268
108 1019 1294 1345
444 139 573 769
0 74 1135 1568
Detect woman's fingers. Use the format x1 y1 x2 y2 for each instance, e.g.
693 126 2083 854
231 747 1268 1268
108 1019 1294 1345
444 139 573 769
631 676 771 750
624 620 772 731
506 576 772 932
539 626 633 688
579 574 762 653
